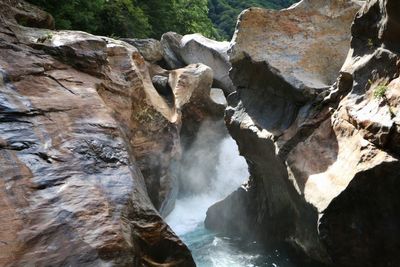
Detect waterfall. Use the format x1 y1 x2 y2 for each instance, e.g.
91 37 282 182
165 121 298 267
166 136 248 236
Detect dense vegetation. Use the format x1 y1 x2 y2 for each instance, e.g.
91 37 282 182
209 0 298 39
27 0 217 39
27 0 297 40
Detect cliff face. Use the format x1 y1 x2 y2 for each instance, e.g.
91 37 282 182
0 0 226 265
206 0 400 266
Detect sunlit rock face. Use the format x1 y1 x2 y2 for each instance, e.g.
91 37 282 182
228 0 361 134
10 9 221 218
206 0 399 266
161 32 235 95
0 0 203 266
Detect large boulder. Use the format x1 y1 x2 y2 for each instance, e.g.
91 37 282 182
161 32 235 94
228 0 361 135
0 0 197 266
205 1 400 267
122 38 164 62
160 32 185 70
179 34 234 94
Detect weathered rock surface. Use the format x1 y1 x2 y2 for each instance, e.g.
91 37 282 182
228 0 361 135
160 32 185 70
122 38 164 63
206 0 400 266
161 32 234 94
0 0 208 265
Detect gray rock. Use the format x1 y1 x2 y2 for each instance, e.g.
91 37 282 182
161 32 235 95
122 38 164 62
180 34 234 94
161 32 185 69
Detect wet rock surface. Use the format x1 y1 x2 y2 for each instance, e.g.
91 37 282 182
0 0 223 265
206 0 400 266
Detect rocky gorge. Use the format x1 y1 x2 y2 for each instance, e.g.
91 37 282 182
0 0 399 266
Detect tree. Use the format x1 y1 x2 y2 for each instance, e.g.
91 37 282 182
95 0 151 38
27 0 105 33
208 0 298 39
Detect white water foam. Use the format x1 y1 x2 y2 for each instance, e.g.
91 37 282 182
166 136 248 236
166 133 296 267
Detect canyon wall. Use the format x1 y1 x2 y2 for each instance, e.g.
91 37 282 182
206 0 400 266
2 0 400 266
0 0 225 265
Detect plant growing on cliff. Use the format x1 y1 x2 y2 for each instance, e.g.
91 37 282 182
373 83 388 99
369 80 396 117
367 38 374 48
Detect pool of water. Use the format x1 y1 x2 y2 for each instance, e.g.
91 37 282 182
181 224 295 267
165 134 318 267
166 136 295 266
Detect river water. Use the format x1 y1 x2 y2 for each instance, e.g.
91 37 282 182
166 137 297 267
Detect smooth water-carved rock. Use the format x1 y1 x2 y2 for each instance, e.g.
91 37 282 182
229 0 361 134
13 15 220 217
206 0 400 266
0 0 199 266
161 32 234 95
179 34 234 94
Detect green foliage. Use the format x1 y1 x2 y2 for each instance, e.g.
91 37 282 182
174 0 220 39
27 0 219 39
208 0 298 39
96 0 152 38
373 84 388 99
367 38 374 48
27 0 298 40
27 0 106 33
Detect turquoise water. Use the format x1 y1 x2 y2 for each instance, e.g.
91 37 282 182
166 136 306 267
181 224 295 267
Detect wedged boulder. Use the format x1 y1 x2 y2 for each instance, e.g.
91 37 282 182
161 32 185 69
206 0 397 266
179 34 234 94
122 38 164 62
161 32 234 94
0 1 196 266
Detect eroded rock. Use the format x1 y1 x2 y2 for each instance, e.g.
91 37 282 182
0 0 201 266
205 1 400 266
229 0 361 134
161 32 234 95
